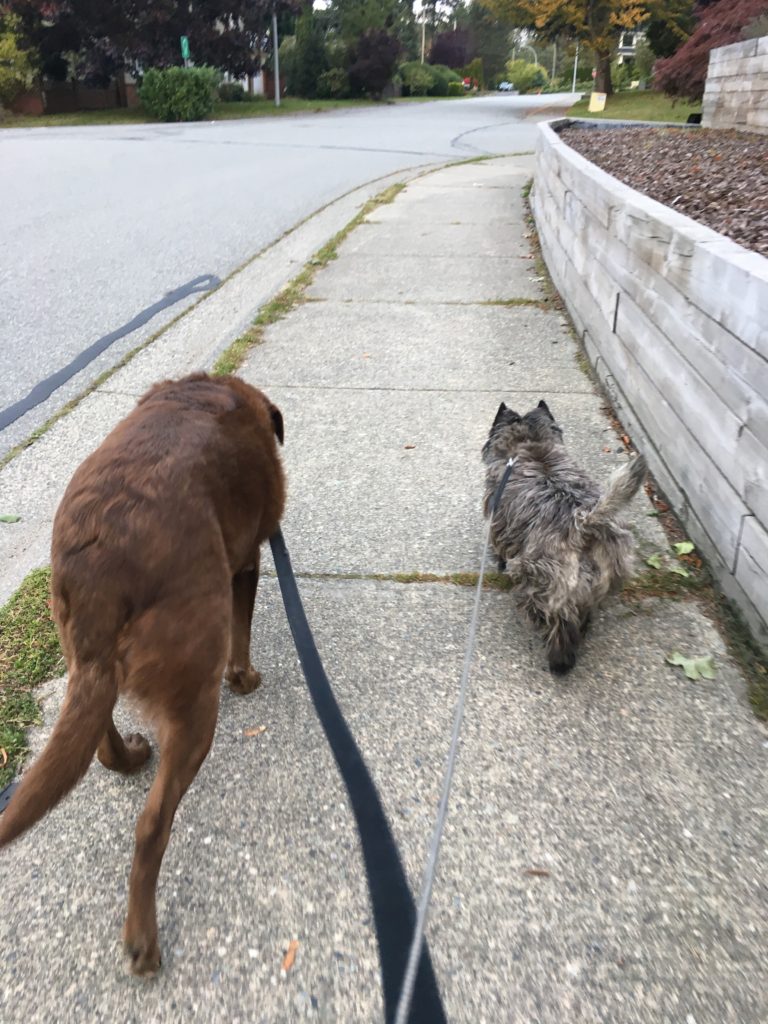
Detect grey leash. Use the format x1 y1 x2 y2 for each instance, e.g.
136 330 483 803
393 456 517 1024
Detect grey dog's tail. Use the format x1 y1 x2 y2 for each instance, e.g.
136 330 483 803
584 455 647 530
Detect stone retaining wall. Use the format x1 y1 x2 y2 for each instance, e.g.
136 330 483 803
702 35 768 132
533 119 768 644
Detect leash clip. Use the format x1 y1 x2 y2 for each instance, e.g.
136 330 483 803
491 456 517 514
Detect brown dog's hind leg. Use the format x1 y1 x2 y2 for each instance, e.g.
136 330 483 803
97 720 151 773
123 685 220 976
225 558 262 695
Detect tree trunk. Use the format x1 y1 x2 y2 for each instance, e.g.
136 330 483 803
594 52 613 96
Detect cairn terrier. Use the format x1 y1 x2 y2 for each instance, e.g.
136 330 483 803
483 400 647 674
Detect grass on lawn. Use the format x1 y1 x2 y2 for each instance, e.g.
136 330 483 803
0 568 63 789
568 90 702 124
0 94 463 130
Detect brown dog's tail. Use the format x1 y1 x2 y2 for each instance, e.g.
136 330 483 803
0 661 116 848
583 455 647 530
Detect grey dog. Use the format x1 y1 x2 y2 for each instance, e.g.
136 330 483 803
483 400 647 674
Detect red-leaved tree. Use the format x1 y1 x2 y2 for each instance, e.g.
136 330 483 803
654 0 768 101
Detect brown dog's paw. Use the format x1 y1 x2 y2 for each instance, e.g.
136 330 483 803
124 932 162 977
124 733 152 770
226 665 262 695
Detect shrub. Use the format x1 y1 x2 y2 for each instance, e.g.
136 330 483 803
400 61 434 96
219 81 246 102
348 29 400 99
504 58 548 94
140 66 219 122
463 56 484 90
317 67 351 99
428 63 461 96
400 60 460 97
447 80 465 96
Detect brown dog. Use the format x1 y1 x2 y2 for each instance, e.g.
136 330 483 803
0 373 285 974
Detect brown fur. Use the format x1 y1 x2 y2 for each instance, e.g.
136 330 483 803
0 373 286 974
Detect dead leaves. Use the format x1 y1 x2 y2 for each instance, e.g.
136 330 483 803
243 725 267 738
282 939 299 972
646 539 698 578
0 748 7 768
666 651 717 682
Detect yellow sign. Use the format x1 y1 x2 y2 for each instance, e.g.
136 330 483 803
589 91 607 113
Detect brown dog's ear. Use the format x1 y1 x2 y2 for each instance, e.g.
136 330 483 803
269 404 284 445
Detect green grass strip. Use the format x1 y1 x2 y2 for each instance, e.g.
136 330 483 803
0 568 62 788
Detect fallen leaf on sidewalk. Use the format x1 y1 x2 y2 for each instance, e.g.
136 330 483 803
673 541 695 556
0 748 7 767
621 435 631 446
0 514 21 524
524 867 550 878
646 553 663 569
666 652 716 681
602 446 612 453
282 939 299 972
404 444 416 450
244 726 267 737
668 564 690 577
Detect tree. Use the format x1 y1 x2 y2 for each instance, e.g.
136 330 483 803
348 27 400 97
654 0 768 101
467 0 512 86
7 0 296 84
287 8 328 97
644 0 696 58
480 0 649 94
429 28 470 67
0 12 37 105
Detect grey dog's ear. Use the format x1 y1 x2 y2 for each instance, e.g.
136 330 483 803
493 402 520 428
537 399 553 418
269 403 284 445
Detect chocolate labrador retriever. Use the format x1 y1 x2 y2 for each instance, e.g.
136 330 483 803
0 373 285 974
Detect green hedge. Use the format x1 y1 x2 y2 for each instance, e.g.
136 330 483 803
140 66 220 122
219 81 246 102
400 61 462 98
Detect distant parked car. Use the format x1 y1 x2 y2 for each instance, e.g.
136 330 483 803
497 81 518 93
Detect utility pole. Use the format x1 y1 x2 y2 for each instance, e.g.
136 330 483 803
272 5 281 108
420 15 426 64
571 42 580 93
551 41 557 80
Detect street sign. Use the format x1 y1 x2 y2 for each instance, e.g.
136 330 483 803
180 36 190 61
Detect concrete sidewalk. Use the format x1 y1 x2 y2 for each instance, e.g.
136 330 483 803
1 156 767 1024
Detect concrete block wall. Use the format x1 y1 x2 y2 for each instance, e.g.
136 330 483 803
533 120 768 645
702 35 768 132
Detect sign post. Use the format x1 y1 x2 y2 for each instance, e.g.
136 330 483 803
180 35 190 67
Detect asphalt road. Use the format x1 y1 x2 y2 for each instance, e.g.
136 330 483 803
0 94 573 457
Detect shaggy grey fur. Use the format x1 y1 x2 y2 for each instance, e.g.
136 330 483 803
482 400 647 674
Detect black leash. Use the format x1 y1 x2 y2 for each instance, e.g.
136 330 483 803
269 529 447 1024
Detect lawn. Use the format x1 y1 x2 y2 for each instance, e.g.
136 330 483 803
0 93 464 130
568 90 702 124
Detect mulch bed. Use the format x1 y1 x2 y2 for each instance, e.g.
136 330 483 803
558 124 768 258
